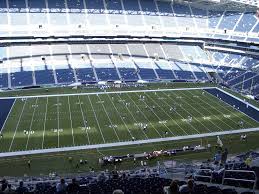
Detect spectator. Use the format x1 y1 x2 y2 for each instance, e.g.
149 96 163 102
56 178 68 194
15 181 28 194
113 189 124 194
3 184 15 194
67 178 80 194
0 178 8 191
179 179 195 193
97 172 107 182
164 180 179 194
245 155 253 168
214 151 222 163
221 148 228 164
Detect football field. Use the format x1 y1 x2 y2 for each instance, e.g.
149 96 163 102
0 87 259 154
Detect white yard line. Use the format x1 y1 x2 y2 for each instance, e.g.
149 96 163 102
57 97 60 148
125 93 162 137
185 90 237 129
155 93 191 135
25 97 39 150
87 95 106 143
96 95 121 142
144 94 175 135
2 127 259 158
162 92 204 134
0 99 16 132
132 93 173 133
0 87 216 100
77 96 90 145
67 96 75 146
115 94 149 139
146 92 188 136
171 91 217 132
204 90 256 127
42 97 48 149
107 94 143 139
9 99 27 151
178 91 225 131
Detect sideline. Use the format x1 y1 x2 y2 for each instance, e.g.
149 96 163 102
0 127 259 158
0 86 216 100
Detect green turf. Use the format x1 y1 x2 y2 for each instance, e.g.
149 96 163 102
0 131 259 177
1 87 258 154
0 82 215 97
1 84 259 177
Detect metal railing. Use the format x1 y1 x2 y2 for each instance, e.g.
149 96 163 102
222 169 258 190
194 169 213 183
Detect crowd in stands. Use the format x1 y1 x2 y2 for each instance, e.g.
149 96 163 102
0 174 257 194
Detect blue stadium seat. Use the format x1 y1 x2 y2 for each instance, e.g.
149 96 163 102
66 0 85 9
85 0 104 10
118 68 139 81
35 67 55 85
139 0 158 13
105 0 123 11
8 0 26 8
235 12 257 32
95 68 119 81
174 70 195 80
27 0 45 9
46 0 66 9
208 10 224 28
156 69 175 80
138 68 157 80
10 67 33 87
75 67 96 83
218 11 242 30
0 73 8 88
56 67 76 84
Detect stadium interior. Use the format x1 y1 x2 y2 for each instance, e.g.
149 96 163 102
0 0 259 193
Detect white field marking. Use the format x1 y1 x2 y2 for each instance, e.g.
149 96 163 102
96 95 121 142
115 94 149 139
25 97 39 150
154 94 193 135
173 91 217 132
87 95 106 143
57 96 60 148
96 148 105 157
77 96 90 145
217 88 259 120
9 99 27 151
2 127 259 158
67 96 75 146
224 115 231 118
0 87 216 100
42 97 48 149
161 91 202 134
154 93 192 136
186 90 234 129
179 90 225 131
132 93 173 134
106 94 138 140
204 90 256 127
145 93 178 136
0 99 16 132
125 93 162 138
